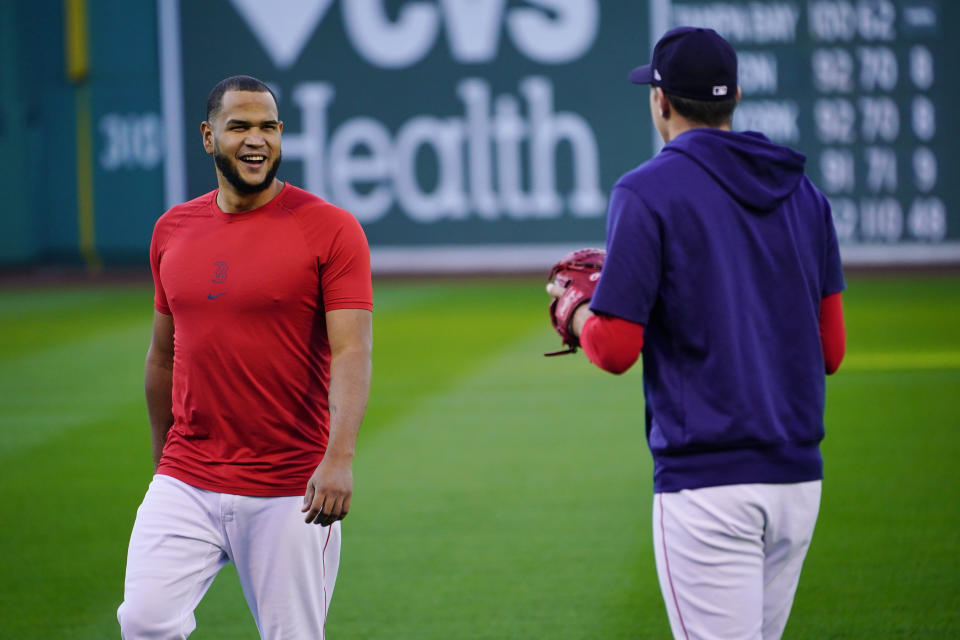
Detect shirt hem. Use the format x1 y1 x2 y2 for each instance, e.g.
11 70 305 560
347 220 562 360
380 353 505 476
156 468 309 498
652 441 823 493
324 300 374 311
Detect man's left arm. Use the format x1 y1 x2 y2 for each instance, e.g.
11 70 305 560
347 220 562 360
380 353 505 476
302 308 373 526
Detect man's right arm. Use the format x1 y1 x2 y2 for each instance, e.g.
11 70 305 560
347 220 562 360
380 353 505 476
546 285 645 375
145 310 175 469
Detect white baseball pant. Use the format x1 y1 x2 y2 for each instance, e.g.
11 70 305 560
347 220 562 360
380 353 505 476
652 481 821 640
118 474 340 639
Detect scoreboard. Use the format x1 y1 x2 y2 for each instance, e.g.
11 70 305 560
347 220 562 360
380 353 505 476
665 0 958 264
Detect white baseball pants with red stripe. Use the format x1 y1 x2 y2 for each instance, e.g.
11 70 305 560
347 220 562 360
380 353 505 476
653 481 821 640
118 474 340 639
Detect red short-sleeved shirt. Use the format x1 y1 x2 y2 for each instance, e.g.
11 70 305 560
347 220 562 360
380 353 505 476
150 183 372 496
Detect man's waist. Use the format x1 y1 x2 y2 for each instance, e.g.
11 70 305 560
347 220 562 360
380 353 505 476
651 440 823 493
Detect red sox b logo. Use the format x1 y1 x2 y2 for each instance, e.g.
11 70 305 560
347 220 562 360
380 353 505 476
212 261 229 284
208 261 229 300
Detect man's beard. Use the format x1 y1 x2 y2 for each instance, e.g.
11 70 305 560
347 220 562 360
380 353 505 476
214 144 282 195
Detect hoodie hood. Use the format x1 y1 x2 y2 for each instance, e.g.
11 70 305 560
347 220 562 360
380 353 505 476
664 129 806 213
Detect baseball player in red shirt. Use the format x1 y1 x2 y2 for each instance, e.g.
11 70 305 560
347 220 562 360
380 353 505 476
117 76 373 639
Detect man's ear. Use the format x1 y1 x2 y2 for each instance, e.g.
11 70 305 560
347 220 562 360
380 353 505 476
657 89 671 120
201 121 214 155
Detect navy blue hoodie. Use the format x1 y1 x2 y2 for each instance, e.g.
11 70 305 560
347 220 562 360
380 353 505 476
591 128 845 492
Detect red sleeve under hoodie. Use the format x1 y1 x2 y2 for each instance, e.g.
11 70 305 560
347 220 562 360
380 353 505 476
581 292 846 376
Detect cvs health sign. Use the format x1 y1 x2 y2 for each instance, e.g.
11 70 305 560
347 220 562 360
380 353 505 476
166 1 650 267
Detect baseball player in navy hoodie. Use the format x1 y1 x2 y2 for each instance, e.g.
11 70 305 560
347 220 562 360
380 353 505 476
548 27 846 639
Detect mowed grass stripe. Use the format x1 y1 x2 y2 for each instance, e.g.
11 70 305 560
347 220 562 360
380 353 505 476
841 276 960 354
328 326 661 639
0 403 153 638
842 350 960 370
797 368 960 637
0 286 153 360
0 286 149 318
1 275 958 638
0 323 148 457
363 280 554 433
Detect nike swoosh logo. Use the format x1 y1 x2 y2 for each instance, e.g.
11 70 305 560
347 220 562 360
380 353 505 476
208 292 227 300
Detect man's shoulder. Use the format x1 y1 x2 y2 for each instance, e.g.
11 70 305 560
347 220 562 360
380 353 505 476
278 183 324 210
159 190 215 223
279 183 365 229
277 183 369 256
153 190 215 237
792 174 828 204
279 184 353 217
616 150 691 193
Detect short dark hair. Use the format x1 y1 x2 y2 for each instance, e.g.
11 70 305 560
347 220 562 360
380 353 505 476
666 92 738 127
205 75 278 121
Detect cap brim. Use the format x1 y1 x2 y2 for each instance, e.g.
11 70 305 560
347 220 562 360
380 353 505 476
629 64 653 84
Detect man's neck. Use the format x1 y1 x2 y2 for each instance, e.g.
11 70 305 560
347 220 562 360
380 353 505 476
664 117 731 143
216 179 284 213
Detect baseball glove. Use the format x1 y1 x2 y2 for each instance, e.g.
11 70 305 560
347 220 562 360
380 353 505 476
545 248 605 356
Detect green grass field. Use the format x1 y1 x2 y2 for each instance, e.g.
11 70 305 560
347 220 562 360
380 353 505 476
1 275 958 638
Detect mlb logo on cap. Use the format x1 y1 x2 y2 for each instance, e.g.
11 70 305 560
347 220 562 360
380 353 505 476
628 26 738 102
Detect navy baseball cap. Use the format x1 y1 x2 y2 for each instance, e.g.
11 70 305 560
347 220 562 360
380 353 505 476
629 26 738 101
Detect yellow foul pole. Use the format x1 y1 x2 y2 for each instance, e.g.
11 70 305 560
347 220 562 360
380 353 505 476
66 0 101 273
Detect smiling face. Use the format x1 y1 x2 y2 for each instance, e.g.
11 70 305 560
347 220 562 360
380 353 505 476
202 89 283 201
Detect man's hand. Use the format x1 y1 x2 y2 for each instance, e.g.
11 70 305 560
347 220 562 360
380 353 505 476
544 248 605 355
302 453 353 526
545 282 595 342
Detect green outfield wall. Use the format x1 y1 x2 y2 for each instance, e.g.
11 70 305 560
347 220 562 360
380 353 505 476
2 0 958 270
